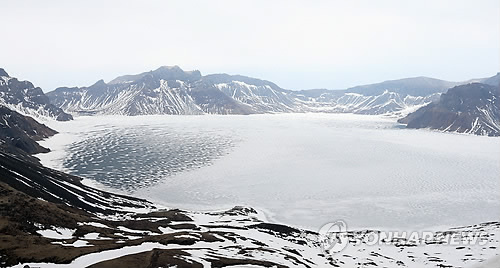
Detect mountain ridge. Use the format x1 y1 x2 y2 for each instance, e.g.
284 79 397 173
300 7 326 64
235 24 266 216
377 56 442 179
46 66 490 117
346 76 459 96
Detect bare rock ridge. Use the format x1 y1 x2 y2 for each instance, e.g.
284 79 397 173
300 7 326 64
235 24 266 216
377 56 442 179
108 65 202 84
399 83 500 136
0 68 73 121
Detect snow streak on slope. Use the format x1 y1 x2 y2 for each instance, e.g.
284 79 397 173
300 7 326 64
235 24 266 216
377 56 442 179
319 91 439 115
51 79 204 116
216 80 296 113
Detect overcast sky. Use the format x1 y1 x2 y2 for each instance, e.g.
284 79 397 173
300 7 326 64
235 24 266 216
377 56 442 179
1 0 499 91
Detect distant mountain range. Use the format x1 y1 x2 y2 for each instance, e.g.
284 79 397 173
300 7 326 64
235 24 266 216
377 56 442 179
0 68 72 121
345 76 460 96
399 82 500 136
47 66 485 117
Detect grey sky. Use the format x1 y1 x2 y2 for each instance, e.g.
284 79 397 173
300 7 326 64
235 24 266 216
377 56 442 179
1 0 499 91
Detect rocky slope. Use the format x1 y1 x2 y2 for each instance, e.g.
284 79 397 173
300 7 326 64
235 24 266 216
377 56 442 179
0 68 72 121
47 66 467 117
399 83 500 136
205 73 297 113
0 106 57 155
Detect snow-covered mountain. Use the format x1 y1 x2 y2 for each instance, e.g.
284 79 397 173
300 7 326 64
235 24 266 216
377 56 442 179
295 90 440 116
292 76 460 115
0 68 72 121
48 66 255 115
345 76 459 96
399 83 500 136
48 66 464 117
205 73 297 113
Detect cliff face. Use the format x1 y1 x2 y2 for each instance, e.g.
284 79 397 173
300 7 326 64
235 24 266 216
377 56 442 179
399 83 500 136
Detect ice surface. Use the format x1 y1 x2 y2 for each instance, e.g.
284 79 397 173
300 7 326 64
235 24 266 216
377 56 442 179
38 114 500 231
38 115 235 191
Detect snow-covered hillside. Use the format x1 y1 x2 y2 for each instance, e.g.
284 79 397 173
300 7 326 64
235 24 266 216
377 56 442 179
2 148 499 267
0 68 72 121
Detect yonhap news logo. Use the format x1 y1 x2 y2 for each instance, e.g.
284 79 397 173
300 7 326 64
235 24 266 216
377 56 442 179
317 220 349 255
316 220 490 256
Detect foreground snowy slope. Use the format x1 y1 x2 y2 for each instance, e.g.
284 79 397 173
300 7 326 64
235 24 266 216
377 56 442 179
2 148 499 267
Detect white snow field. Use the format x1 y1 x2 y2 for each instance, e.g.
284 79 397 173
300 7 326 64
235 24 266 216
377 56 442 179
38 113 500 231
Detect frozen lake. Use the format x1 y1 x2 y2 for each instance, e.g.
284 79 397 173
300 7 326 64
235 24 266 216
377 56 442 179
38 114 500 231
